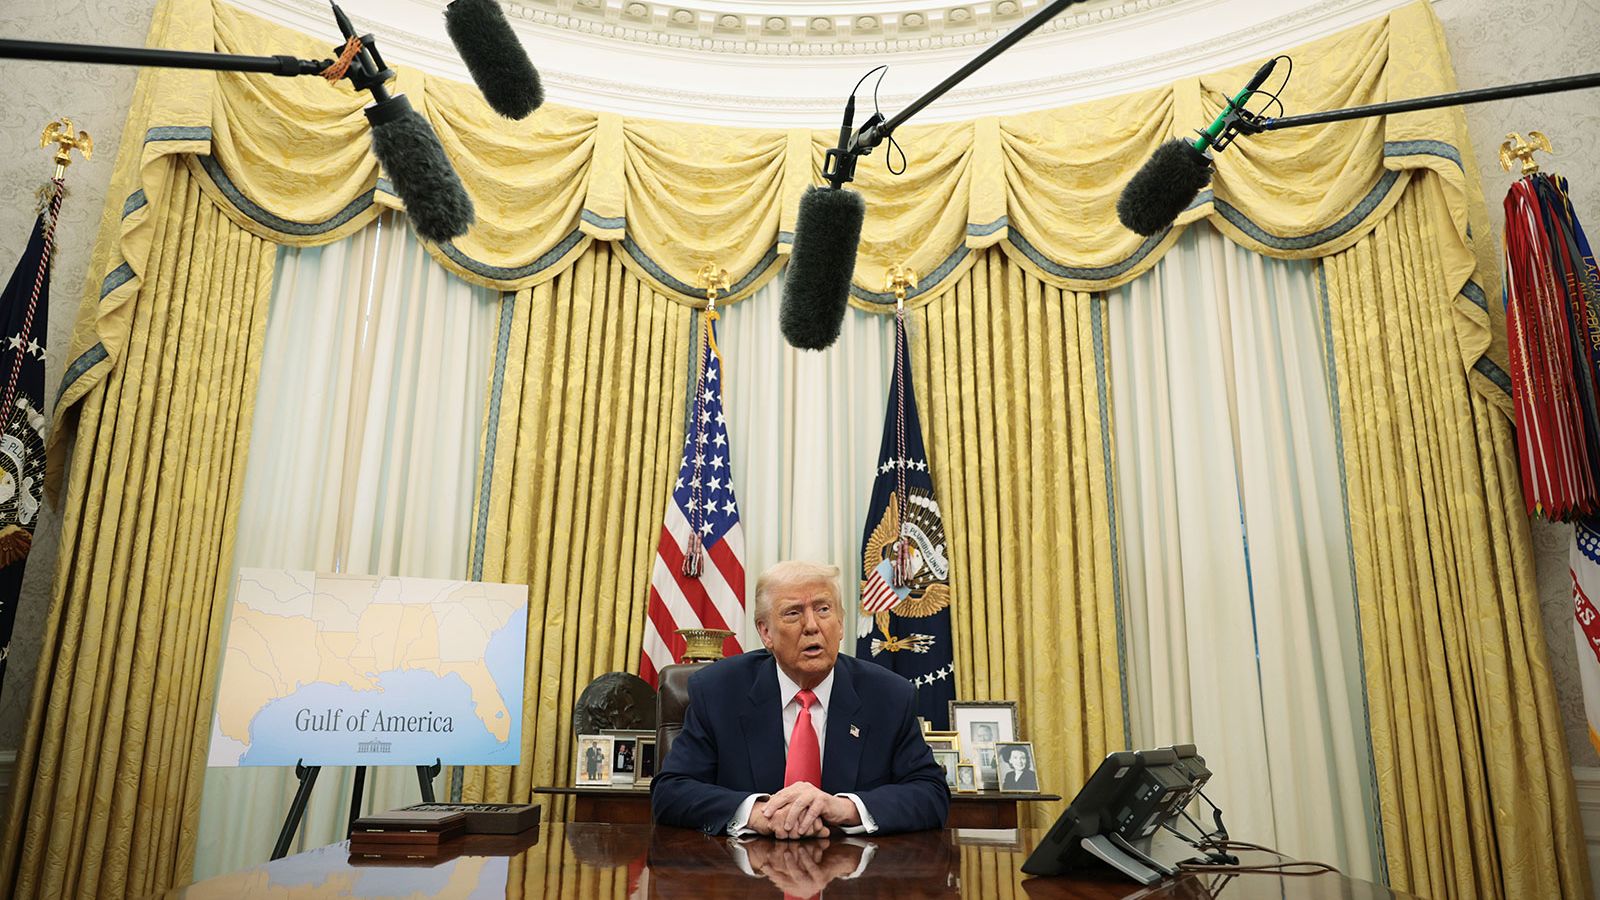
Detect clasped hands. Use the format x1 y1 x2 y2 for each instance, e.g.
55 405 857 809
747 781 861 839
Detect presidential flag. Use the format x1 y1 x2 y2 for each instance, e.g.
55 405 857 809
1572 521 1600 758
856 314 953 728
0 200 57 694
641 313 745 686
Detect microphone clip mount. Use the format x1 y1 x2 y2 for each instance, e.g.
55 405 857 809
1196 97 1267 154
329 2 396 102
824 112 885 190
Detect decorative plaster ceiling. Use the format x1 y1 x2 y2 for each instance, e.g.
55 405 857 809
236 0 1418 125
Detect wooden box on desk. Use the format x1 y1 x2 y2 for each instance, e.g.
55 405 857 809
347 810 468 846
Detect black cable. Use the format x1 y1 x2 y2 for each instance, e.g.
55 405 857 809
855 64 889 106
862 66 910 176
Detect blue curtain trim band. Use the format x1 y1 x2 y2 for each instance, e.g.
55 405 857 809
57 342 109 405
99 262 134 300
472 293 518 581
198 155 377 237
1382 139 1463 172
1315 262 1390 881
122 190 147 219
144 125 212 143
618 236 777 299
967 217 1010 237
437 228 587 281
1090 298 1133 749
581 209 626 231
851 244 974 305
1472 355 1513 393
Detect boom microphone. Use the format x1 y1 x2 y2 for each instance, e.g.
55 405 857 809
367 97 476 243
781 89 870 351
444 0 544 120
1116 58 1279 236
781 185 865 350
331 2 475 243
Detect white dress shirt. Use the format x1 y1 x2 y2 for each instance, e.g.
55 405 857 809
727 666 878 836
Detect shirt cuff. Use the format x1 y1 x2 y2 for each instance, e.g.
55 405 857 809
835 793 878 834
727 793 769 837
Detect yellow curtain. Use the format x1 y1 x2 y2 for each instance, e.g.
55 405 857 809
59 0 1494 420
452 241 692 811
0 162 275 899
1322 175 1589 899
912 248 1125 827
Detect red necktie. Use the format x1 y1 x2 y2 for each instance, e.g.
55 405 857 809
783 689 822 787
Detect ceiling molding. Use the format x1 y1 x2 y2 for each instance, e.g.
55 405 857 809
263 0 1191 57
233 0 1412 126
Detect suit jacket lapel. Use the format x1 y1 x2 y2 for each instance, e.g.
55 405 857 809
739 655 786 791
822 660 864 794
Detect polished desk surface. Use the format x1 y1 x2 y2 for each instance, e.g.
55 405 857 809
163 822 1411 899
535 785 1064 802
536 785 1063 829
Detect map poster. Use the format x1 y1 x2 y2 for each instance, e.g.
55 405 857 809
207 569 528 767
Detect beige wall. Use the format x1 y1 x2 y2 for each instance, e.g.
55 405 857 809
0 0 1597 779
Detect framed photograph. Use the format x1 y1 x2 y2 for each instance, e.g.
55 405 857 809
637 737 657 787
923 730 961 752
612 737 638 785
918 717 932 734
994 741 1040 792
602 729 651 787
932 749 961 788
955 763 980 794
948 701 1018 790
576 734 615 786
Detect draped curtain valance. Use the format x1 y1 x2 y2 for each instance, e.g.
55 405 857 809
57 0 1507 433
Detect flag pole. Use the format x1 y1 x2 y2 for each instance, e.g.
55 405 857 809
0 121 88 436
885 264 917 587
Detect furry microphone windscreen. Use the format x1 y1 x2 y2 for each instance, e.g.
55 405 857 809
366 97 476 243
781 185 866 351
1116 139 1214 236
445 0 544 120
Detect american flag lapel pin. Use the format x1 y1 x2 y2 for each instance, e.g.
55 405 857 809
850 724 860 738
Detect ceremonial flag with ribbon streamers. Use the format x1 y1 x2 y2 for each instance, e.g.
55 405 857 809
1570 521 1600 757
855 313 954 728
0 195 57 694
1503 170 1600 520
640 312 746 686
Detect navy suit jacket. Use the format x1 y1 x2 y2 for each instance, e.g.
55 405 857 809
650 650 950 834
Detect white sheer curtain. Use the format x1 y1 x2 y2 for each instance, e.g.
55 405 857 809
1107 223 1382 879
716 276 895 650
191 213 498 880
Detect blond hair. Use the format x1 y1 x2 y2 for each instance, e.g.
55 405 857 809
753 560 841 623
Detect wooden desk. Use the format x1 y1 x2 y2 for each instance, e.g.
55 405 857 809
534 784 1063 828
165 821 1413 899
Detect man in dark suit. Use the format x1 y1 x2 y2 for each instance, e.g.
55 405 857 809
652 560 950 838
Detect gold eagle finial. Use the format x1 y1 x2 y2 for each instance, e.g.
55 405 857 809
41 118 93 179
1499 131 1552 176
885 264 918 307
696 263 730 307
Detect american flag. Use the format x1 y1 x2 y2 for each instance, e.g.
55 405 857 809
641 315 745 686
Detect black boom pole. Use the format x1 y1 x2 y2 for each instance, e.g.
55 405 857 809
1259 70 1600 131
0 37 330 77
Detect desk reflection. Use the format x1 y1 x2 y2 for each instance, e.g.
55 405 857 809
165 821 1408 900
644 825 957 898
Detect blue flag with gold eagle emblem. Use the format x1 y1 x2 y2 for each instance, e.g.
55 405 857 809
855 314 954 729
0 209 53 696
